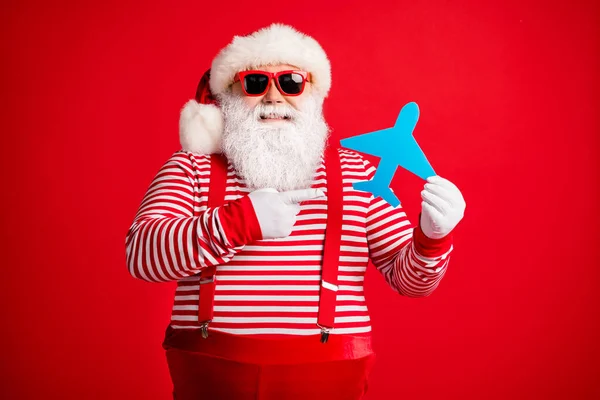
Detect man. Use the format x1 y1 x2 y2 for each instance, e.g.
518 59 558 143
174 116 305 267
126 23 466 399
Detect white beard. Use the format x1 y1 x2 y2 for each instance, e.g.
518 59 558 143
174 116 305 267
218 93 330 192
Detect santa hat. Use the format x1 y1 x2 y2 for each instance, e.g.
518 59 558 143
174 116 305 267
179 23 331 155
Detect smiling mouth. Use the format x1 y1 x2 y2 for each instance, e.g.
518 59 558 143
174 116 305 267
260 114 291 121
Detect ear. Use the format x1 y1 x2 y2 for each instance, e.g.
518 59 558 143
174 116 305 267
179 99 223 154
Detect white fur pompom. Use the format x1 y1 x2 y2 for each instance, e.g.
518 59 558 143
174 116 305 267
179 99 223 155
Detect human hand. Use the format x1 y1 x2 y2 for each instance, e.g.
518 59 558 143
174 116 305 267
420 176 466 239
248 188 326 239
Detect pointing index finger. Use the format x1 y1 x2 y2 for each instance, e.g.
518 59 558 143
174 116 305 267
279 189 326 204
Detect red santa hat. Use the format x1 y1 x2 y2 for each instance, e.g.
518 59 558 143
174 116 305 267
179 23 332 155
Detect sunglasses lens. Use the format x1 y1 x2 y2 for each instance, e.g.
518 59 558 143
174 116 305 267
278 73 304 95
244 74 269 94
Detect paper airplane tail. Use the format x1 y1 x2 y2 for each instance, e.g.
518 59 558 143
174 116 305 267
353 180 401 207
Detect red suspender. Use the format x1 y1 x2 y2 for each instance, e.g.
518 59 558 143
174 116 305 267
317 146 343 343
197 148 343 343
197 153 228 338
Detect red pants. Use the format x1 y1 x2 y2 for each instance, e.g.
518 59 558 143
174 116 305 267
162 326 377 400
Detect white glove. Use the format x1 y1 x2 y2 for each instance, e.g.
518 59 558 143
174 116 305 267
248 188 326 239
420 175 466 239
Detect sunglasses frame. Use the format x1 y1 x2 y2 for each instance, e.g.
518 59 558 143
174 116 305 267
233 70 311 97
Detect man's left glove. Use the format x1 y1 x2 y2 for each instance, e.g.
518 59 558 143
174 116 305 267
420 175 466 240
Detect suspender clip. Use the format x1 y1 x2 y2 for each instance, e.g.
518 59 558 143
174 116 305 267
200 321 210 339
317 324 331 344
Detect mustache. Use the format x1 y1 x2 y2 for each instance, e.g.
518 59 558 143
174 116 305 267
251 103 299 121
218 91 323 124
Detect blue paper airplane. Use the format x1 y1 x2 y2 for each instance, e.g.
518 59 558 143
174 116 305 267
340 102 435 207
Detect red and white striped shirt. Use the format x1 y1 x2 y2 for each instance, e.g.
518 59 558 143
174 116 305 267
125 148 453 336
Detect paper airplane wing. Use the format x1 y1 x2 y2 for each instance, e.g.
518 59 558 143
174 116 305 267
340 127 393 158
395 137 436 180
340 102 420 158
340 102 435 180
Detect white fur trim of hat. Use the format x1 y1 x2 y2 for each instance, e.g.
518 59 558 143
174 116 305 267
210 23 331 98
179 23 331 155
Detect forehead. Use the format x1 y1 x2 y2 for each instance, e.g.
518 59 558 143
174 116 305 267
248 64 301 72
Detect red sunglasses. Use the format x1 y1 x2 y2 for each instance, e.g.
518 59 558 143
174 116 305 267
233 70 311 97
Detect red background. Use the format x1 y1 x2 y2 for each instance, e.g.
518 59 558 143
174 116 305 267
1 0 599 398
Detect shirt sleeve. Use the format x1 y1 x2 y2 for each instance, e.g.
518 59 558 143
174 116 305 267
125 151 262 283
361 155 454 297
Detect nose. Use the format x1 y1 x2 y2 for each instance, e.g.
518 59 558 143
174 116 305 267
262 77 284 104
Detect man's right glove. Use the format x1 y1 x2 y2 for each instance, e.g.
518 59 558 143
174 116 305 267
248 188 326 239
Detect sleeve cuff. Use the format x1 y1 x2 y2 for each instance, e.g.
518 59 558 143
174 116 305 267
218 195 263 247
413 212 453 258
